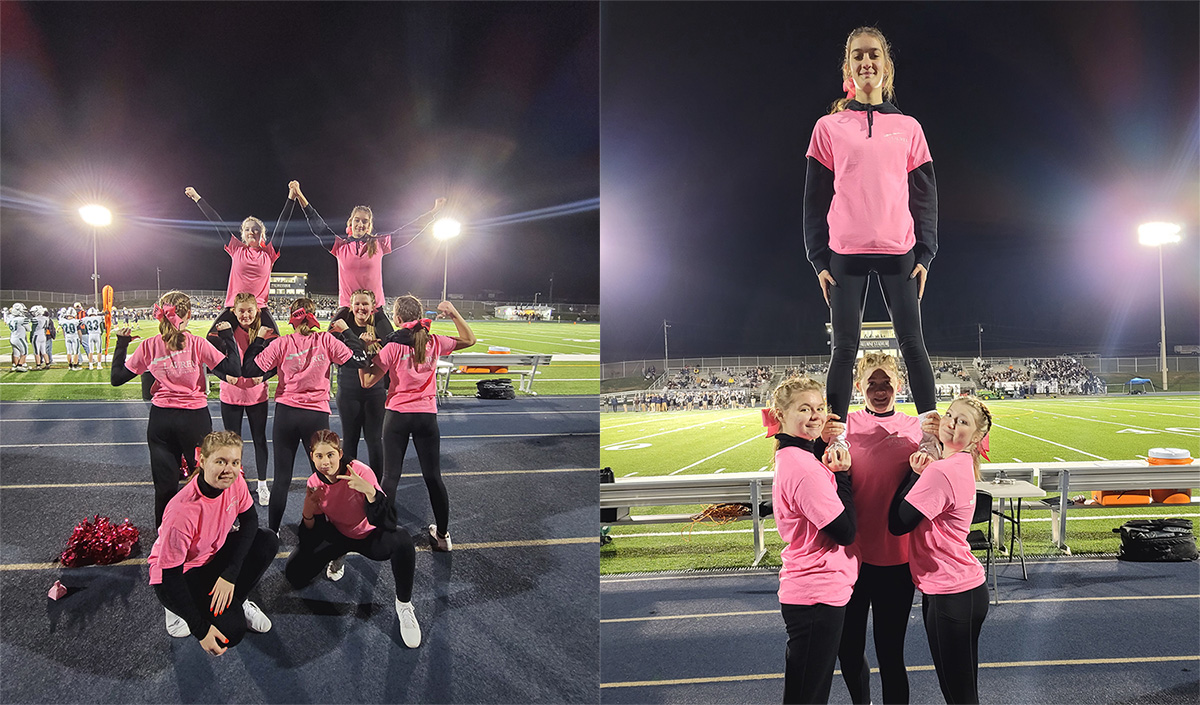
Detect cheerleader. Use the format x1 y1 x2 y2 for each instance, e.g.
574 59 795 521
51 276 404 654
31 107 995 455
284 430 421 647
148 431 278 652
111 291 242 526
4 303 30 372
213 292 274 506
889 397 991 704
332 289 394 472
360 297 475 551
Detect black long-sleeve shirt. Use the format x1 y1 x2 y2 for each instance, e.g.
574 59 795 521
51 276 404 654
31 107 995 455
888 470 926 536
334 317 394 396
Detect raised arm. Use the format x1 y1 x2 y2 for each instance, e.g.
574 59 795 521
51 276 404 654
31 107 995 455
185 187 238 244
289 180 339 248
110 328 138 386
437 301 476 351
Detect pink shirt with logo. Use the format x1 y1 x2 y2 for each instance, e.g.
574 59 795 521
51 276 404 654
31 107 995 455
373 334 457 414
308 461 383 540
219 326 268 406
124 331 228 410
904 452 987 595
806 111 932 256
148 473 253 584
333 235 392 307
225 237 280 308
773 445 860 606
255 331 353 413
846 410 922 566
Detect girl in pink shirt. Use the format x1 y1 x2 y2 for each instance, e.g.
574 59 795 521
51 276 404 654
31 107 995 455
214 293 274 507
148 431 277 654
284 430 421 648
768 376 857 704
889 397 992 704
803 27 940 460
288 179 444 327
111 291 242 527
242 298 369 532
359 296 476 552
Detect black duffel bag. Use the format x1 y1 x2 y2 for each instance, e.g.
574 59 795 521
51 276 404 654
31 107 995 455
476 378 516 400
1113 518 1199 562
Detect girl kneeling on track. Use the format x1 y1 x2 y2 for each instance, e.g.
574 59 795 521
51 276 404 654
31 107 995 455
111 291 242 527
241 298 368 533
768 376 857 704
359 297 475 552
284 430 421 648
889 396 991 704
148 431 278 654
214 293 274 506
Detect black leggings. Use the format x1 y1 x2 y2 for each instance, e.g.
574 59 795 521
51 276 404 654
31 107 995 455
269 404 329 531
781 602 846 704
382 411 448 536
826 250 936 421
207 307 278 338
838 563 916 704
337 390 386 472
153 528 278 648
285 517 415 602
146 406 212 527
220 401 269 483
922 582 989 704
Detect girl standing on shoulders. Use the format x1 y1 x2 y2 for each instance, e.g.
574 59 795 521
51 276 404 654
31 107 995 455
284 430 421 648
111 291 242 526
148 431 278 654
889 397 991 704
214 292 274 506
767 376 858 704
359 297 475 551
804 26 940 457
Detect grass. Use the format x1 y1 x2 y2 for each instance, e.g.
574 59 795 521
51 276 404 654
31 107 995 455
600 395 1200 574
0 320 599 400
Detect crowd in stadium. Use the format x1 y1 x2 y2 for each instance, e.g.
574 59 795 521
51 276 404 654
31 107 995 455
663 365 775 390
612 388 755 411
976 356 1105 395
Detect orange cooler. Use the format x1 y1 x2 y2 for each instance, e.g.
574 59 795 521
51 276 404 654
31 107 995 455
1148 448 1194 504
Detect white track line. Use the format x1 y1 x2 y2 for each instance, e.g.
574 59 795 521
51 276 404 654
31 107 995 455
991 423 1108 460
0 431 598 448
669 433 763 475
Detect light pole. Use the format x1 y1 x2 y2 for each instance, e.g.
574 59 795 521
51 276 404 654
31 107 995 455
1138 222 1181 391
156 267 161 301
548 273 553 304
79 205 112 307
433 218 462 301
534 292 541 306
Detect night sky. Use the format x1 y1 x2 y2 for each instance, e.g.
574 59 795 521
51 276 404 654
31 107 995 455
601 2 1199 360
1 2 599 305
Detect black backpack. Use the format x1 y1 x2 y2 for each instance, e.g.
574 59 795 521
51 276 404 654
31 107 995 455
1113 519 1199 562
475 378 516 400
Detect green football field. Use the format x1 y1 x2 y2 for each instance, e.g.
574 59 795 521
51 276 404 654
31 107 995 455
600 395 1200 573
0 320 599 400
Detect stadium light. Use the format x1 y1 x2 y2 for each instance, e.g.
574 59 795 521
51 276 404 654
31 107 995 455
79 205 113 307
433 218 462 301
1138 222 1181 391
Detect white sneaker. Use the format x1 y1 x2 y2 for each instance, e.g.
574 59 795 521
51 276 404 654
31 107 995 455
395 599 422 648
326 557 345 581
257 482 270 506
242 600 271 633
165 608 189 638
428 524 452 552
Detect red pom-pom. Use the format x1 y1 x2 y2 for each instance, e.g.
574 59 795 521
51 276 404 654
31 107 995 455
58 515 141 567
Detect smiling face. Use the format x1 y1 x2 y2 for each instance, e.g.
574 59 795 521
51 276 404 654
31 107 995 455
350 292 376 326
857 367 901 414
780 389 828 440
240 218 265 247
233 300 259 329
311 442 343 480
347 208 373 238
846 34 889 95
201 444 242 490
939 401 986 455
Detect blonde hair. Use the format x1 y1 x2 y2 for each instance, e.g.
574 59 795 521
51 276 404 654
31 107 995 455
831 26 896 114
350 289 382 355
855 351 901 383
947 396 992 480
393 294 429 366
156 291 191 351
767 376 825 463
188 431 244 484
231 292 262 344
347 206 378 257
291 298 318 336
240 216 266 245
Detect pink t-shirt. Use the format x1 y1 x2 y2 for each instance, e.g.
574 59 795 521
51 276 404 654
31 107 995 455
219 326 268 406
846 410 922 566
773 445 859 606
307 461 383 540
806 110 932 256
904 452 987 595
254 331 353 413
373 334 457 413
147 473 253 584
333 235 392 307
124 331 228 410
225 237 280 307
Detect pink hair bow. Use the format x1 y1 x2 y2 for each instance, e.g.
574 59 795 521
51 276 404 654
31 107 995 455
761 408 781 438
153 303 182 328
290 308 319 330
401 318 432 331
978 434 990 461
842 77 857 100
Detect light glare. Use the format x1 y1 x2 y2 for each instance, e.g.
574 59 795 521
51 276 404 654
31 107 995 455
1137 222 1181 247
433 218 462 241
79 204 112 227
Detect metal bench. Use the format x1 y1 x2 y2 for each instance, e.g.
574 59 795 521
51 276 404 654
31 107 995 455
436 353 553 396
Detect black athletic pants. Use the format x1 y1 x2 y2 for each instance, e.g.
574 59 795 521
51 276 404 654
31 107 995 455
922 582 989 704
838 563 916 704
285 517 415 602
269 403 329 531
826 251 937 422
381 411 448 536
153 528 278 648
220 401 269 483
337 390 386 472
781 602 846 704
147 406 212 527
